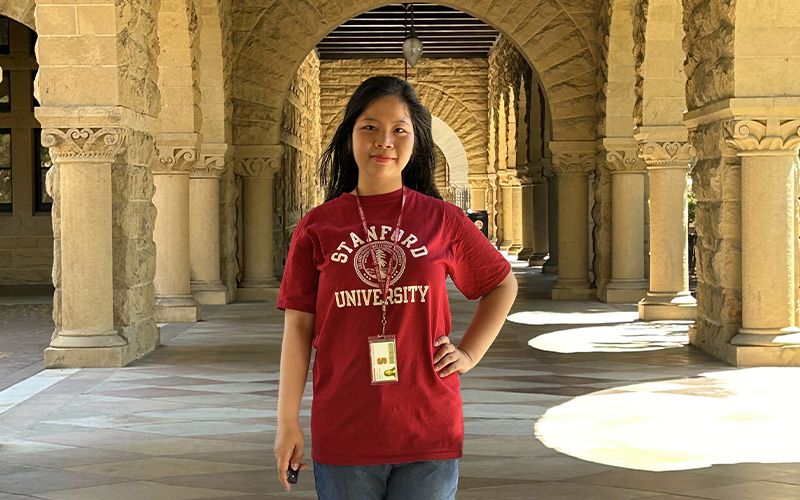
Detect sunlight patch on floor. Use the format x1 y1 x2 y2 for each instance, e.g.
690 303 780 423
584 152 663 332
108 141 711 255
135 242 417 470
534 367 800 472
528 321 692 353
508 309 640 326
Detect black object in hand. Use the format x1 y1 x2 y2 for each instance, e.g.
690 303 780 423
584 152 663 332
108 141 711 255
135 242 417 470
287 466 299 484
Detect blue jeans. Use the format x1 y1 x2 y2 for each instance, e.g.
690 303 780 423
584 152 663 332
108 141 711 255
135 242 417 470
313 459 459 500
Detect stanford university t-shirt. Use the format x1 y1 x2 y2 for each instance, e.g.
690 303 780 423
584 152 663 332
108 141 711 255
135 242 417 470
277 187 511 465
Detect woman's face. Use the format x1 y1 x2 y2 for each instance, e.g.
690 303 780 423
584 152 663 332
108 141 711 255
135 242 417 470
351 95 415 189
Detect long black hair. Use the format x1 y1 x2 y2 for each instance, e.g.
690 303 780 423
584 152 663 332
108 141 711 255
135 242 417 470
319 76 442 202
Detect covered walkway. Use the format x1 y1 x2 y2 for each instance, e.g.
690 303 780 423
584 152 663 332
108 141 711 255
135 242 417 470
1 265 799 499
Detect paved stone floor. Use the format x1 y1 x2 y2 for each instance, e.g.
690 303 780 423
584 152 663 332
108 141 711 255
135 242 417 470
1 265 800 499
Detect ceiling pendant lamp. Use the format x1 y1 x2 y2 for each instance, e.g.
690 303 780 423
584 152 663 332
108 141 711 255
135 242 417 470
403 4 423 67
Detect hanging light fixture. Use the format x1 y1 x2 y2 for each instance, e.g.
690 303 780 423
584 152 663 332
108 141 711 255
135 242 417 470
403 3 423 67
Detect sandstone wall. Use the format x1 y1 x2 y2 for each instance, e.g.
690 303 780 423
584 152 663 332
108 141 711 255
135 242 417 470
274 51 320 280
319 57 489 177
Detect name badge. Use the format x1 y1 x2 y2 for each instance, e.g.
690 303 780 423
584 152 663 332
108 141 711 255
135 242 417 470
369 335 398 385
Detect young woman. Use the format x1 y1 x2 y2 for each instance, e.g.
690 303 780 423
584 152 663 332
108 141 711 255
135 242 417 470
274 76 517 499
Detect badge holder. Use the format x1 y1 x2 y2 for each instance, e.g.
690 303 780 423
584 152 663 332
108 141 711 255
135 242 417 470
369 335 398 385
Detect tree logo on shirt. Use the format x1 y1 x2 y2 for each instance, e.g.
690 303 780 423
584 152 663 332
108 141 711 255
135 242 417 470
354 241 406 288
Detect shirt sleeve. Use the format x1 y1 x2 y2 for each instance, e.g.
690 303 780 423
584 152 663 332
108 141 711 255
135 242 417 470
444 203 512 300
276 214 320 313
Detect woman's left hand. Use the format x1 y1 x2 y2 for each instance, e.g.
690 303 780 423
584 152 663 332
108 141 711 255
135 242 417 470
433 336 475 377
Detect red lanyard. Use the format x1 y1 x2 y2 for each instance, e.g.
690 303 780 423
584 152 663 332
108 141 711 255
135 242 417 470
354 186 406 337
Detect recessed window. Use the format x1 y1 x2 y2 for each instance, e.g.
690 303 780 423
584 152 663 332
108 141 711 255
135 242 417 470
0 70 10 112
34 129 52 213
0 129 11 212
0 17 9 55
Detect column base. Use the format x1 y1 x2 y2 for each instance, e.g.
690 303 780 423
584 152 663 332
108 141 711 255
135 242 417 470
528 253 548 266
638 292 697 321
730 328 800 347
542 258 558 274
508 244 523 256
516 247 534 260
236 278 280 302
551 278 595 300
601 279 649 303
155 295 201 323
498 240 513 251
191 280 228 305
45 344 135 368
49 328 127 348
724 343 800 367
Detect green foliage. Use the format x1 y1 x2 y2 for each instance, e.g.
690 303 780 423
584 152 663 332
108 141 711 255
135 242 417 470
688 191 698 224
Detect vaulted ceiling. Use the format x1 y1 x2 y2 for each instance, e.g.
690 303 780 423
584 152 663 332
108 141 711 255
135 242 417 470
316 4 500 60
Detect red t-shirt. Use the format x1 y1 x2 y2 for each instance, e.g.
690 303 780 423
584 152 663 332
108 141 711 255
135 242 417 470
277 187 511 465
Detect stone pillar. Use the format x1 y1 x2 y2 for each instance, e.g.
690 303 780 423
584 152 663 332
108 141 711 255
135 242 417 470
517 173 535 261
602 142 649 302
636 130 697 320
498 173 514 251
488 174 498 244
529 167 549 266
725 118 800 362
550 144 595 300
189 143 228 305
468 174 489 211
234 145 282 301
509 178 523 255
543 159 558 274
153 134 201 322
42 127 129 366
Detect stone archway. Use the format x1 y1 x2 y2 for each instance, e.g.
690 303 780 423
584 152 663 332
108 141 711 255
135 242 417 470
0 0 34 30
229 0 599 147
431 116 468 189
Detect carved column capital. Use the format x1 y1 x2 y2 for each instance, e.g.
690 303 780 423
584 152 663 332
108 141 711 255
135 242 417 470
233 157 280 178
468 174 490 190
154 133 199 174
233 144 283 178
41 127 126 162
725 118 800 156
606 148 647 173
192 143 229 179
551 151 595 174
638 141 696 168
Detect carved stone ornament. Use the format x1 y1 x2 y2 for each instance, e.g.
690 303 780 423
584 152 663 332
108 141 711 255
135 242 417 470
468 177 490 190
725 118 800 154
638 141 697 166
606 149 646 173
154 144 197 173
191 153 227 178
497 172 518 188
551 152 595 174
41 127 125 161
233 157 280 178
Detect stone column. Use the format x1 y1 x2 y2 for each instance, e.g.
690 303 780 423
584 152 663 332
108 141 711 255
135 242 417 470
517 172 535 261
488 174 498 244
152 134 201 322
498 173 514 251
189 143 228 305
543 159 558 274
550 145 595 300
602 142 649 302
234 145 282 301
637 130 697 320
726 118 800 358
529 167 549 266
42 127 129 366
509 177 523 255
